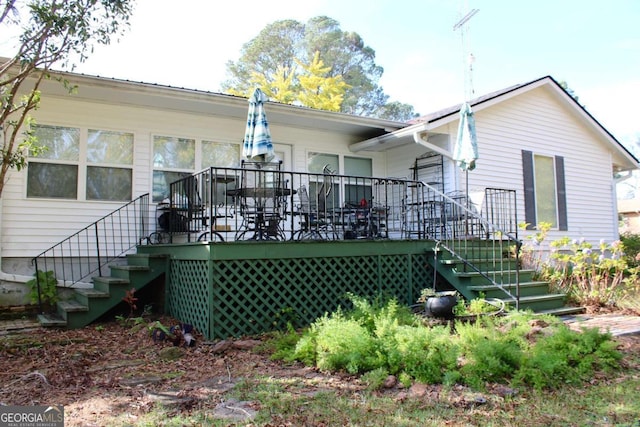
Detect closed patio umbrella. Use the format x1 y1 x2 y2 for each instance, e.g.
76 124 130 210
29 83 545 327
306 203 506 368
453 102 479 233
242 88 275 161
453 102 478 172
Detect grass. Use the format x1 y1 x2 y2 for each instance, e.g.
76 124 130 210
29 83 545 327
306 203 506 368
121 371 640 426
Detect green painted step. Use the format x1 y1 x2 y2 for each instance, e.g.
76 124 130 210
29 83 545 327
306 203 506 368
57 299 88 321
504 294 567 312
37 313 66 327
441 258 519 271
91 276 130 293
537 306 585 316
467 281 551 298
452 269 537 285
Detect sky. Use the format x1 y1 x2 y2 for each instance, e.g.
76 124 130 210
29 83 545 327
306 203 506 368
3 0 640 147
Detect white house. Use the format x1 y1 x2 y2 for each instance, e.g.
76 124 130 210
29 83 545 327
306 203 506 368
0 69 637 305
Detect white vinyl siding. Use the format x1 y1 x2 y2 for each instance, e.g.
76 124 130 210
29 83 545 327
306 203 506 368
438 88 614 243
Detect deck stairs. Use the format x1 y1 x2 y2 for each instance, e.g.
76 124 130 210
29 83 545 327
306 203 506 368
428 240 584 316
37 253 169 329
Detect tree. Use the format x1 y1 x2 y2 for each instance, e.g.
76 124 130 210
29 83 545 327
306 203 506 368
222 16 418 121
296 52 350 112
0 0 135 199
558 80 581 105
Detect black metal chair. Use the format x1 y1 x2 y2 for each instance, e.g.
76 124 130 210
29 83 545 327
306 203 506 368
235 160 287 241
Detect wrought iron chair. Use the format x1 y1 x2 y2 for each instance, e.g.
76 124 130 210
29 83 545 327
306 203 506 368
234 160 287 241
294 184 333 240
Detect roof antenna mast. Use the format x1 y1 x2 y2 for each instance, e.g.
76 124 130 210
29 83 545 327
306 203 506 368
453 3 479 102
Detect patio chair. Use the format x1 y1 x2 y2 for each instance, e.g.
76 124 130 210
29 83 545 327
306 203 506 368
235 160 287 241
442 190 483 239
294 185 334 240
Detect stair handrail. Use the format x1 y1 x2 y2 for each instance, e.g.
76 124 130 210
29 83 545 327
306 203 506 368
420 183 521 310
31 193 150 312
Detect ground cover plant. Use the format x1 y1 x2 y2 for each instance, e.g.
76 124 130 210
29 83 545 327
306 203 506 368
270 294 623 392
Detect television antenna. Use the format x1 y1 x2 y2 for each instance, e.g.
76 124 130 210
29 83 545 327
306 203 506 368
453 6 479 101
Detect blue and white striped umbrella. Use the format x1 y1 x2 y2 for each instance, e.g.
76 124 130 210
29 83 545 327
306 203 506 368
453 102 478 171
242 88 275 161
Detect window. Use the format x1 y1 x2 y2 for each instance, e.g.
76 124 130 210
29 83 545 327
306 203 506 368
27 125 134 201
152 136 195 202
202 141 240 168
522 150 567 230
27 125 80 199
86 129 133 201
306 152 373 207
344 156 373 206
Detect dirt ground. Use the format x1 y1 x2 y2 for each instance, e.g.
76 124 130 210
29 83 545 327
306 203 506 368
1 314 639 427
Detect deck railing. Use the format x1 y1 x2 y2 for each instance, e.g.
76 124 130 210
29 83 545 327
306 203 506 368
30 166 520 313
31 194 150 311
158 166 520 304
157 166 516 243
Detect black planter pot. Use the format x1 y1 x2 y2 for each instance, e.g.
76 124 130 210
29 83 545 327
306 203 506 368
424 293 458 319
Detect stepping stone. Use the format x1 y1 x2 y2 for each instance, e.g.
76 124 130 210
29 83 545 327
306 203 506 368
212 398 257 421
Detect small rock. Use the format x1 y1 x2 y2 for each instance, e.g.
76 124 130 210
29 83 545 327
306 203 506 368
211 340 233 354
232 339 262 350
212 398 257 421
158 346 183 361
529 319 549 328
525 326 543 339
395 391 408 402
120 376 163 386
146 390 193 407
409 382 428 397
491 384 519 398
383 375 397 389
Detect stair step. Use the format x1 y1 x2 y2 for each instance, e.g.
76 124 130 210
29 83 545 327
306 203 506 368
109 265 150 279
92 276 130 293
538 306 586 316
75 288 110 298
37 313 66 327
505 293 568 312
454 269 537 285
93 276 130 285
468 281 551 298
58 300 88 313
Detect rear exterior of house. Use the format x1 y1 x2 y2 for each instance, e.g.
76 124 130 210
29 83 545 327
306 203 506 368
0 71 637 308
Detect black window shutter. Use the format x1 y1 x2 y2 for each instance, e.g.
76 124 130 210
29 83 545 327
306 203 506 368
522 150 536 230
555 156 568 231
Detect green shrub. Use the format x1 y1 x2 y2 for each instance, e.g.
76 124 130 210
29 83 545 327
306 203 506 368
268 295 622 391
399 325 459 384
514 325 622 390
313 315 378 374
621 232 640 268
26 270 58 309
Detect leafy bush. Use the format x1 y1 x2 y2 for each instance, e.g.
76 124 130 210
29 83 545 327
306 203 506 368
26 270 58 309
519 222 640 307
620 232 640 268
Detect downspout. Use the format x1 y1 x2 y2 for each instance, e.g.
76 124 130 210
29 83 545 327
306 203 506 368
412 131 453 160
